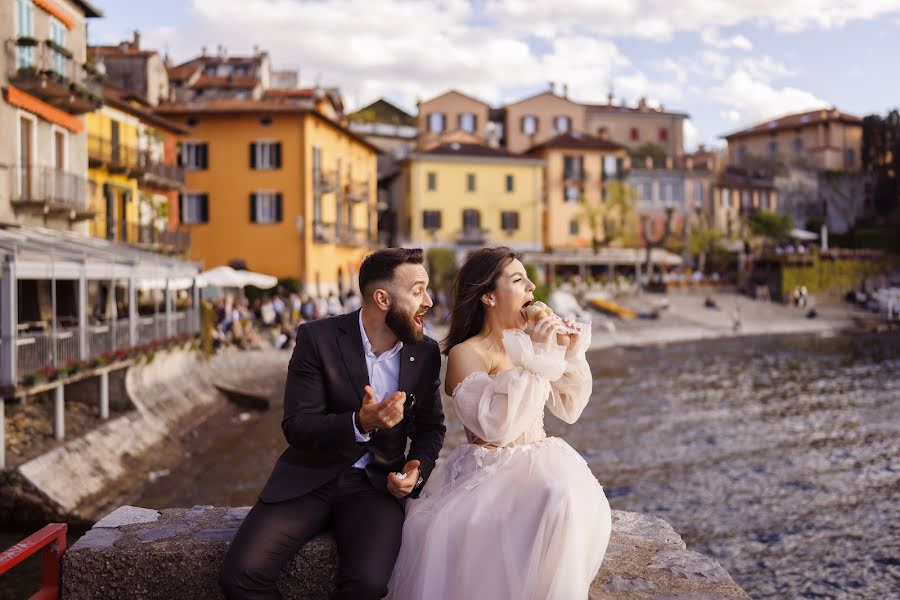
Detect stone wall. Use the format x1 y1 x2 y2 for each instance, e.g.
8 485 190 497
1 348 287 525
62 505 749 599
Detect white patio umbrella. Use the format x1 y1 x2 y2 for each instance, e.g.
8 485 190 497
239 270 278 289
198 265 245 288
789 228 819 241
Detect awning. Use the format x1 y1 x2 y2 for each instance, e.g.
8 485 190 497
789 228 819 241
521 247 683 267
198 265 277 289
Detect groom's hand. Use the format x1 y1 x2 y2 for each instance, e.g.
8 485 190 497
357 386 406 433
387 460 420 499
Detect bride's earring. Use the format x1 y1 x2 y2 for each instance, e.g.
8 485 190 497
489 298 496 307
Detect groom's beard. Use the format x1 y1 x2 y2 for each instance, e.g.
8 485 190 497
386 303 423 345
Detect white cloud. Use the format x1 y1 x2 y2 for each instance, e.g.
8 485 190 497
700 29 753 50
712 71 829 127
683 119 700 151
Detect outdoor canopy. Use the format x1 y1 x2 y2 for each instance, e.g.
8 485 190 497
197 265 278 289
789 228 819 241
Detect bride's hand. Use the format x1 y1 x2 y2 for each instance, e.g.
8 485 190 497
558 318 580 356
530 316 560 345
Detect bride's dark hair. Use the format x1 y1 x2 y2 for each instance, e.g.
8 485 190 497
442 246 520 355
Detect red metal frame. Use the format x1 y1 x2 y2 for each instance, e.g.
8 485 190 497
0 523 67 600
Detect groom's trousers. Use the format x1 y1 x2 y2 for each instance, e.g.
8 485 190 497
219 468 405 600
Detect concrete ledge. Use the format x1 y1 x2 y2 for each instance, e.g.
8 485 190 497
63 505 749 599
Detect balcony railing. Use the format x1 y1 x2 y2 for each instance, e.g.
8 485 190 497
313 221 374 247
5 38 102 115
315 170 338 193
345 180 371 203
141 159 184 189
457 226 490 245
88 135 143 173
9 164 93 216
93 218 191 253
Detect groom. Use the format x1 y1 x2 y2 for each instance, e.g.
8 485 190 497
219 247 446 599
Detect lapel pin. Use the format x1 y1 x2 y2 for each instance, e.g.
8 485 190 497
410 356 415 362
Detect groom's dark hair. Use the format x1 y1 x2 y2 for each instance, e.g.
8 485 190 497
359 247 424 298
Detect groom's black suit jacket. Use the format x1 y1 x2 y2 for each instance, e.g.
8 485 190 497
259 310 446 503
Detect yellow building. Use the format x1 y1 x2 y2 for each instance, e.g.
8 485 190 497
525 133 629 250
400 142 544 256
157 98 379 294
86 83 187 252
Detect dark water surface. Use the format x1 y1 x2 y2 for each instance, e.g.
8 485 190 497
3 331 898 599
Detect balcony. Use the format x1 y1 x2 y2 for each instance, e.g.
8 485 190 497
312 222 374 247
140 159 184 190
457 226 490 245
345 180 371 203
88 135 143 174
9 164 95 220
315 170 338 194
93 218 191 254
5 38 102 115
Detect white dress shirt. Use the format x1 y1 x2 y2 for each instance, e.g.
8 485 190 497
351 310 403 469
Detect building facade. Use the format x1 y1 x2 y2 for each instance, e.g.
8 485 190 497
1 0 102 231
400 142 544 257
417 90 492 150
712 168 779 236
157 100 379 295
584 97 687 158
723 108 863 172
525 133 629 251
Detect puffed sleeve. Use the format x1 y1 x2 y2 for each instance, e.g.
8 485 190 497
450 330 566 446
547 323 593 424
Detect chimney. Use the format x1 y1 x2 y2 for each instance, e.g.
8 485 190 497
548 81 555 94
607 91 614 105
562 83 568 98
638 97 648 111
253 45 259 55
698 143 706 153
132 30 141 49
201 45 207 56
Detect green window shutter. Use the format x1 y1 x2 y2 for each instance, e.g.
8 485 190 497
250 193 257 222
274 143 282 168
200 144 208 169
178 193 184 224
200 194 209 222
275 193 283 222
250 143 257 169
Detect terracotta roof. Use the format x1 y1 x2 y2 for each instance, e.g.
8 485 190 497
263 88 318 99
101 83 189 134
89 44 156 58
167 63 199 80
584 102 690 118
525 132 627 154
418 142 532 159
723 108 862 139
193 75 259 89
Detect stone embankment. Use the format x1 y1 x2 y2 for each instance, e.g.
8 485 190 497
1 348 287 526
62 505 749 599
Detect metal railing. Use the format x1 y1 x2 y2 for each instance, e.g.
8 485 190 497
89 323 112 356
457 226 491 245
10 165 89 209
88 135 143 172
93 218 191 253
16 327 80 379
6 38 101 113
142 159 184 187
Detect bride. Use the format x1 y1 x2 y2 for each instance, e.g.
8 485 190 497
387 246 611 599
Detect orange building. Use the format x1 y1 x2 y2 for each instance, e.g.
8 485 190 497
157 98 379 295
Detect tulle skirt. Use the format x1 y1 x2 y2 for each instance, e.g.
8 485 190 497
386 437 611 600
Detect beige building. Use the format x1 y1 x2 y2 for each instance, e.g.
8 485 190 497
1 0 102 231
723 108 863 171
525 133 629 251
417 86 689 158
417 90 492 150
585 96 687 158
88 31 169 106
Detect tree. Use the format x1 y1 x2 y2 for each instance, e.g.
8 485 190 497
579 181 638 253
748 210 794 241
629 143 667 168
861 109 900 219
686 210 724 274
640 207 676 278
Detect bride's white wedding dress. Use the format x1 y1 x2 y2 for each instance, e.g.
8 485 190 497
387 327 611 600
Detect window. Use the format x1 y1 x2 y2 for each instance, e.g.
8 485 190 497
49 17 66 76
203 65 216 75
180 142 208 170
458 112 477 133
642 182 653 203
767 140 779 156
53 129 65 170
737 146 748 162
659 127 668 142
501 211 519 232
845 148 856 168
312 146 321 222
462 208 481 229
721 188 731 208
466 173 476 192
180 193 209 224
791 137 804 154
521 115 538 135
250 141 282 170
760 191 769 210
563 155 584 180
505 174 514 193
427 171 437 191
554 116 571 133
569 219 579 235
15 0 34 68
660 182 671 205
694 182 704 207
565 185 581 203
603 156 618 180
741 190 751 209
630 127 639 141
422 210 441 230
428 112 446 133
250 191 283 224
673 182 684 205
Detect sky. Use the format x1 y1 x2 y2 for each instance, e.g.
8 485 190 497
87 0 900 151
